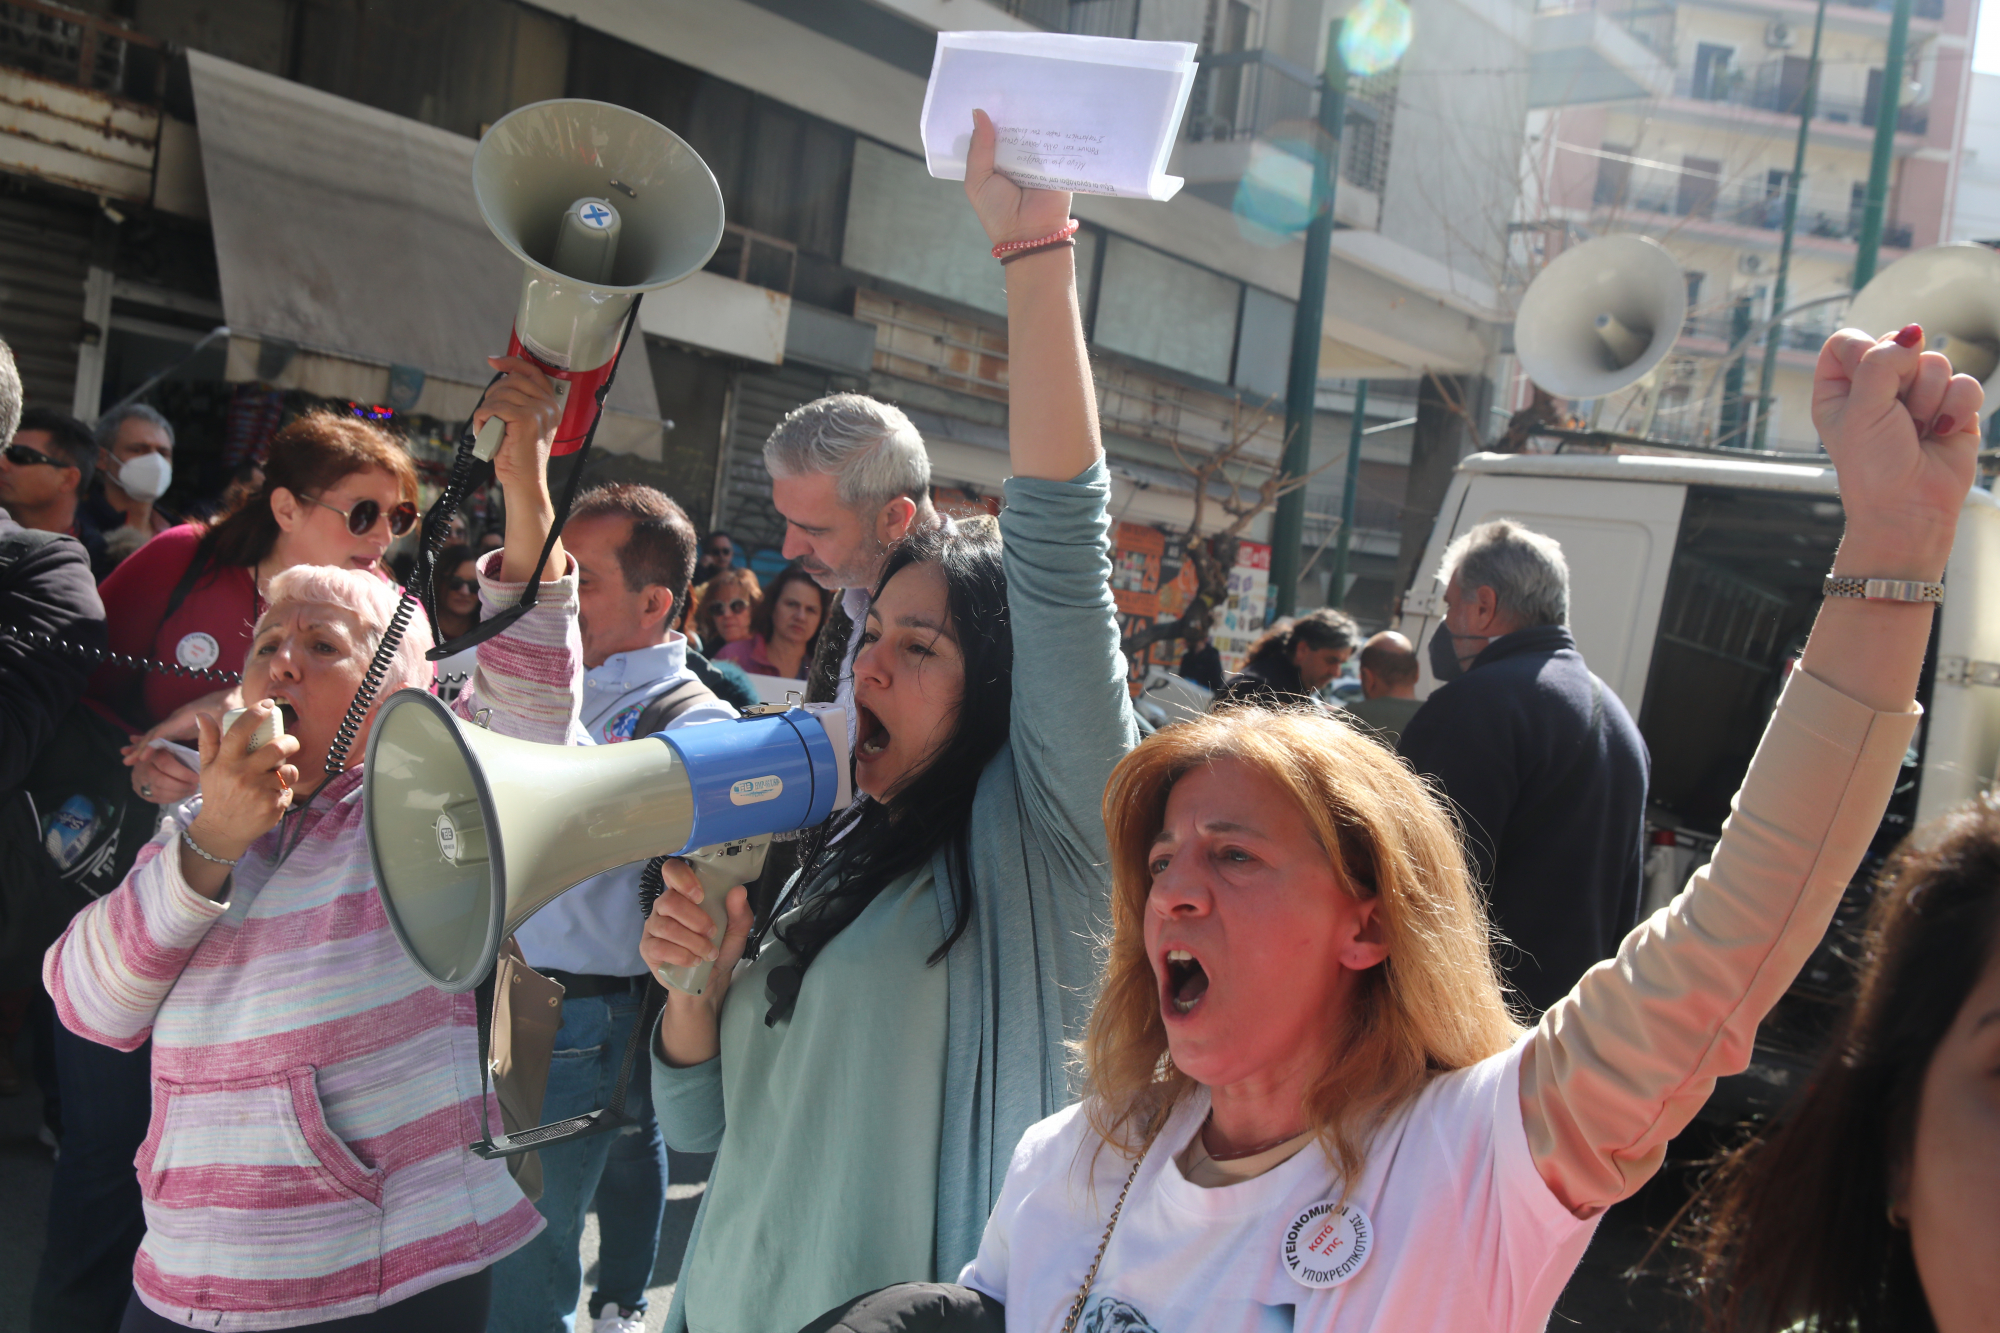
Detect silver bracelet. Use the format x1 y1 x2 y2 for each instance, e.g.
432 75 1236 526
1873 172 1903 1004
1822 575 1945 605
180 828 238 867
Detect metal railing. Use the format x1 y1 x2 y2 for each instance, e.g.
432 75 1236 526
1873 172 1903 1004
704 223 797 296
1002 0 1140 38
0 0 159 103
1183 50 1397 198
1674 61 1928 134
1601 170 1913 248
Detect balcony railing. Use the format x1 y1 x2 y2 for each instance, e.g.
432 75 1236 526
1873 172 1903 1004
1002 0 1140 38
1675 60 1929 134
1184 50 1397 198
1684 312 1836 354
0 0 160 104
1600 168 1914 248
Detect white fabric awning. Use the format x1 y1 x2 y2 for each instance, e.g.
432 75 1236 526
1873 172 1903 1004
186 50 663 458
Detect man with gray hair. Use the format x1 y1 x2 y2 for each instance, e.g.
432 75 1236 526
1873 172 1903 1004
763 393 942 713
84 403 177 566
1397 518 1648 1012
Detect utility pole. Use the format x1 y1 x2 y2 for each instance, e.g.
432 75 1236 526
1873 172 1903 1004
1852 0 1913 289
1327 380 1366 608
1753 0 1827 451
1269 18 1346 618
1717 294 1753 448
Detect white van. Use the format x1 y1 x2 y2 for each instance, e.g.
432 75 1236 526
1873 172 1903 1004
1395 451 2000 1119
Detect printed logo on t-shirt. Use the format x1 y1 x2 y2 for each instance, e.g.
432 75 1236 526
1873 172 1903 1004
1281 1200 1372 1289
603 703 645 743
1082 1298 1158 1333
174 631 220 671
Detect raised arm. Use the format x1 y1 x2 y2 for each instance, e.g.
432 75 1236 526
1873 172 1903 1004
962 111 1135 852
1520 326 1981 1215
964 110 1102 483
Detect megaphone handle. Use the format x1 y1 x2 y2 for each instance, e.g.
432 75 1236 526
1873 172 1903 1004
470 414 506 463
654 839 770 997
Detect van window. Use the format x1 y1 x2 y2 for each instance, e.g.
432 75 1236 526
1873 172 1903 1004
1639 486 1844 836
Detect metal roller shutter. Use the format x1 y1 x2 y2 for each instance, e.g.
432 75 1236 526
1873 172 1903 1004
0 190 90 410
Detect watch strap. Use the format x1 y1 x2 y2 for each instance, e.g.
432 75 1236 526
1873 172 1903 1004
1822 575 1944 604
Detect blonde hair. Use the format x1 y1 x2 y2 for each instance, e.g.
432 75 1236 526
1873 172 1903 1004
260 564 434 700
1082 707 1524 1182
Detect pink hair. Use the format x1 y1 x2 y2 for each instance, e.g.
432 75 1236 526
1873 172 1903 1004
261 564 435 698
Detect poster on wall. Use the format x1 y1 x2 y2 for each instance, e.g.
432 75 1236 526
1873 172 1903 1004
1210 540 1270 676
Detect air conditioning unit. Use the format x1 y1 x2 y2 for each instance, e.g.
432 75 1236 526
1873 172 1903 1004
1765 20 1795 48
1738 253 1766 274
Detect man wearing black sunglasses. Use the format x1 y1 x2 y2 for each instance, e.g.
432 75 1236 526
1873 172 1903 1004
0 408 109 577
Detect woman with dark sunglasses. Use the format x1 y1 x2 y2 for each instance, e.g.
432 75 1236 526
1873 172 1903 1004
428 543 484 700
96 407 425 812
690 566 761 658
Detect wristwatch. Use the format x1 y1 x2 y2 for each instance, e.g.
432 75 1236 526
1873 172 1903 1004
1822 575 1945 605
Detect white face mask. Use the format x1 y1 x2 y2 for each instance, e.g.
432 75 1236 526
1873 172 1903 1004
113 451 172 502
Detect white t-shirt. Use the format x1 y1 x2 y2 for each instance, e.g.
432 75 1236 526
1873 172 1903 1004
960 1039 1595 1333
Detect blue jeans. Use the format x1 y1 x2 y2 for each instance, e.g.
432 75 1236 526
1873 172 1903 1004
32 1017 152 1333
489 987 669 1333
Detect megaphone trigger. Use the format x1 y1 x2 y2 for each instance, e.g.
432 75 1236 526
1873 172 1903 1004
652 838 773 997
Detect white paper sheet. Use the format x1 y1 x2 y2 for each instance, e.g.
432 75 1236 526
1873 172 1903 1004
920 31 1198 202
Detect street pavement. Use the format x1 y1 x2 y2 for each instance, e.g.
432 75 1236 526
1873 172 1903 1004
0 1021 1705 1332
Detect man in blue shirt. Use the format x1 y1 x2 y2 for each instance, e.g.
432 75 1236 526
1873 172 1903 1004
491 483 734 1333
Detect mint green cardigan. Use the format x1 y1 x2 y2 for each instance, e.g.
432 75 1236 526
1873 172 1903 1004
653 462 1138 1329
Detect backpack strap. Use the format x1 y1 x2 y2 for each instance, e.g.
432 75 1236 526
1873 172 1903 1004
636 674 722 736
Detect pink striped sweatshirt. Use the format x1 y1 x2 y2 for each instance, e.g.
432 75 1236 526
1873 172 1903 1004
45 552 582 1329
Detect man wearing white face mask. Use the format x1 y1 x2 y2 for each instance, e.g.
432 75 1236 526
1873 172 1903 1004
85 404 177 569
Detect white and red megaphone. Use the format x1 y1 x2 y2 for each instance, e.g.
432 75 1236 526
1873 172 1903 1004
470 99 725 460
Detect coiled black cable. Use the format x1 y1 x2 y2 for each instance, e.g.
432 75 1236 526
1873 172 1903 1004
0 626 243 684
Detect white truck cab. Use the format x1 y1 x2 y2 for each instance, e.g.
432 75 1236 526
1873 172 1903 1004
1394 451 2000 1118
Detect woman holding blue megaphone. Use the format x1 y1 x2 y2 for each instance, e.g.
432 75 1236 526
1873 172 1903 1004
639 108 1139 1333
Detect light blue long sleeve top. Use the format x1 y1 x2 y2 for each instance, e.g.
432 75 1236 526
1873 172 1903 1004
652 461 1138 1331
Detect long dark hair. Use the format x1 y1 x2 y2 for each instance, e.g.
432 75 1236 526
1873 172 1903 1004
750 560 831 653
1686 798 2000 1332
763 518 1012 1022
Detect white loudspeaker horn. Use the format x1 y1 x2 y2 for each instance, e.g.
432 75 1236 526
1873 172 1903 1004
364 693 850 995
470 99 725 459
1846 244 2000 392
1514 234 1689 400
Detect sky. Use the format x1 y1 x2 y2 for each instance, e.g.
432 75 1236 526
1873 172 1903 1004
1981 0 2000 74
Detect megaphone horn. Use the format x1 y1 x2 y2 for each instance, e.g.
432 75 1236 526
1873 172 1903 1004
1514 234 1689 400
1847 244 2000 392
364 692 849 995
470 99 726 460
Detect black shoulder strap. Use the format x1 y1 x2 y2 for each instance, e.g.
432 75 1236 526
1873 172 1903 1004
637 675 722 736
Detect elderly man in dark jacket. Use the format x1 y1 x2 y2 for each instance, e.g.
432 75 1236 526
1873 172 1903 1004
1397 519 1649 1013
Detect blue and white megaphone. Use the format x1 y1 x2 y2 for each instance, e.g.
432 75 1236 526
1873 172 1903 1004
363 691 849 996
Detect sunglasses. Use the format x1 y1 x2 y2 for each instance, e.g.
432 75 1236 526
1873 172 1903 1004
441 576 479 593
716 598 752 615
3 443 70 470
307 492 418 537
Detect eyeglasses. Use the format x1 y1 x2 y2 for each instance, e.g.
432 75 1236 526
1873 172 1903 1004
441 576 479 593
715 598 751 615
3 443 70 470
306 492 418 537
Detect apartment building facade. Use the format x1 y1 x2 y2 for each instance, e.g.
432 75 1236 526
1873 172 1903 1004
1525 0 1977 452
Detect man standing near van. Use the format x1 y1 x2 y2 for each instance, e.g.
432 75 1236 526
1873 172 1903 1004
1398 519 1648 1013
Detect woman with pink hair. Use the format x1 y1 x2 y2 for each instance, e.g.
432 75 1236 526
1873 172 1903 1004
45 359 577 1332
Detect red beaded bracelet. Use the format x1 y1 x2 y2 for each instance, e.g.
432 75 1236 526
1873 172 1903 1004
992 220 1080 260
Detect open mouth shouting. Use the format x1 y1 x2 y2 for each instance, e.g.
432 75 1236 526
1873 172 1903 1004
1164 948 1210 1016
856 704 890 760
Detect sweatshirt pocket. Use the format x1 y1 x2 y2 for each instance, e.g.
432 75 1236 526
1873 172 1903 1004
136 1066 385 1308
